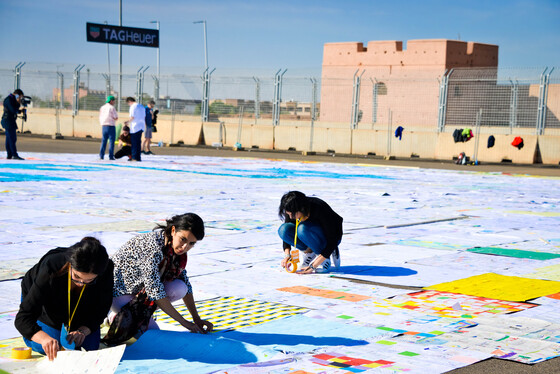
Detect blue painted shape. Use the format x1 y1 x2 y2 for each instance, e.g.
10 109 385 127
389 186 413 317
0 163 108 172
336 265 418 277
60 324 75 350
216 314 379 353
0 172 81 182
121 330 275 363
109 163 394 180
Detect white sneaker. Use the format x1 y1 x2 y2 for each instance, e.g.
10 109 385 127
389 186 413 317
315 258 331 273
301 251 317 268
331 248 341 269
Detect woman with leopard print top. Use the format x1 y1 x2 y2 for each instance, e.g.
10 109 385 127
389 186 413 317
106 213 213 343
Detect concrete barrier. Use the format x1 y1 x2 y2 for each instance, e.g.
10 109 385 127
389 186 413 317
17 108 560 165
538 135 560 165
436 132 538 164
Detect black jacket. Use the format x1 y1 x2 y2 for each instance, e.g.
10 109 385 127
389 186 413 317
283 197 343 258
1 94 21 130
15 248 114 340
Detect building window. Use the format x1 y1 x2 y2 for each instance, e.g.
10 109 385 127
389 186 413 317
454 85 461 97
376 82 387 95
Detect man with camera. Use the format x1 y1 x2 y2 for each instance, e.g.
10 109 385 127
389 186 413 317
1 89 26 160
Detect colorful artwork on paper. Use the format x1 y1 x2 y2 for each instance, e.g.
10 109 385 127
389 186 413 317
277 286 371 302
366 290 536 318
426 273 560 302
154 296 308 331
311 352 406 371
523 263 560 281
466 247 560 260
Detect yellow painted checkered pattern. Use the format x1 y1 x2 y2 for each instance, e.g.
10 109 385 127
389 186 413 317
154 296 308 331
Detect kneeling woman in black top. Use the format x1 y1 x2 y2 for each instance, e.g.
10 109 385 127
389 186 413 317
278 191 343 274
15 237 114 360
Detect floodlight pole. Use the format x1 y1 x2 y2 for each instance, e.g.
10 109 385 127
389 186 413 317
118 0 122 112
150 21 160 81
193 20 208 70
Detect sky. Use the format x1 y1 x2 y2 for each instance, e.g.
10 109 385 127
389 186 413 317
0 0 559 75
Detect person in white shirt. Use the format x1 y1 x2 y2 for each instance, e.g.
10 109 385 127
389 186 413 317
99 96 118 160
124 97 146 162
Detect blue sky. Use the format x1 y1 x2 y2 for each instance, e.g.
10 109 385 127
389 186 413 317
1 0 559 73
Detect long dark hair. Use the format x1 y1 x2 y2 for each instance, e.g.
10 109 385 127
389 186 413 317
278 191 310 220
68 237 109 275
156 213 205 242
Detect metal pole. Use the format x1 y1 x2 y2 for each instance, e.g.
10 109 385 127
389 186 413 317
536 67 554 135
170 100 176 144
272 69 287 126
157 21 160 80
371 78 378 128
118 0 122 112
200 67 215 122
105 20 111 91
136 66 149 104
102 74 111 99
508 79 518 134
386 109 392 157
272 69 280 126
236 105 244 147
437 69 452 132
309 77 317 152
193 21 208 70
72 64 85 116
473 109 482 165
351 70 364 129
153 75 159 102
253 77 260 122
57 72 64 110
150 20 160 85
203 22 208 70
194 21 209 122
14 62 25 90
54 73 64 139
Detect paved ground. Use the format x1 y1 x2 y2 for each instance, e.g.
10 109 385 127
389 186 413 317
5 134 560 178
3 134 560 373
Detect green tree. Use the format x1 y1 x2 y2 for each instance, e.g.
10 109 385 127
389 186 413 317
79 94 105 111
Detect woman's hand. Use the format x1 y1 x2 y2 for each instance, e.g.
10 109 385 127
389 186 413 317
281 256 290 268
183 321 203 333
193 318 214 334
32 331 60 361
66 326 90 347
43 337 59 360
297 266 315 275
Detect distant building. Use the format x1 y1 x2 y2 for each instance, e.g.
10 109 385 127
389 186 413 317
52 82 106 104
320 39 499 126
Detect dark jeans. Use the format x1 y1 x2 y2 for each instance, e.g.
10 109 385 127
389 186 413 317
130 130 143 161
115 145 131 159
278 221 327 255
23 320 101 354
4 126 18 158
99 126 116 159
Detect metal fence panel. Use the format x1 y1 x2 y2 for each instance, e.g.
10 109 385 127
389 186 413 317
1 63 558 135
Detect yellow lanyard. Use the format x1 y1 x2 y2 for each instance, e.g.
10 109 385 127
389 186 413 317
294 219 300 248
67 267 86 330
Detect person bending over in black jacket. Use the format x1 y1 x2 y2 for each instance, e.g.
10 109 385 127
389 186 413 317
15 237 114 360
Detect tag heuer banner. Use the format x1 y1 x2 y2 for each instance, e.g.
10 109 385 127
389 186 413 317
86 22 159 48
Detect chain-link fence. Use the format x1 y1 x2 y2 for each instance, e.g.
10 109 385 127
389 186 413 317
0 63 558 133
444 67 559 133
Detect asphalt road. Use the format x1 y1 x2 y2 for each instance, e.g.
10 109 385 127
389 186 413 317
3 134 560 373
4 134 560 177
